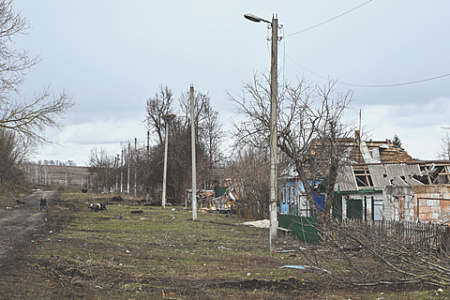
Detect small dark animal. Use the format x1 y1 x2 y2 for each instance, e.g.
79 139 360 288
39 198 48 211
16 200 25 204
81 188 88 193
88 203 107 211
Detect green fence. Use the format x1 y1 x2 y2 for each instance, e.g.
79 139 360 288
278 214 319 244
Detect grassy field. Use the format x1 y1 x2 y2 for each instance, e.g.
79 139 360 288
1 189 449 299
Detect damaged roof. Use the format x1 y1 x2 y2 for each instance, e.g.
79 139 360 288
335 165 359 191
368 164 423 188
281 132 450 191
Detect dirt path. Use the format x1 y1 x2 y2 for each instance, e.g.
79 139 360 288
0 190 56 262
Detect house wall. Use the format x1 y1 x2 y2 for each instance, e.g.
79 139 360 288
385 186 413 221
279 179 301 215
279 178 323 217
383 192 393 221
299 196 310 217
385 185 450 222
414 185 450 222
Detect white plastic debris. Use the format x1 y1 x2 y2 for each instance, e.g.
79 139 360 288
242 220 270 228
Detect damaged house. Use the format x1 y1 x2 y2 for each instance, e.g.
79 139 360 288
279 132 450 223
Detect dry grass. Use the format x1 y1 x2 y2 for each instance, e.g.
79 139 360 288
0 190 449 299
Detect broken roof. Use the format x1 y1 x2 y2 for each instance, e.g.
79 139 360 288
328 138 416 164
368 164 423 188
281 132 450 191
281 134 416 180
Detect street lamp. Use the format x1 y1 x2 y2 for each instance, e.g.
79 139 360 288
244 14 271 24
161 113 176 209
244 13 279 253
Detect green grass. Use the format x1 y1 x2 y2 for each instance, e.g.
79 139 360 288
31 193 291 298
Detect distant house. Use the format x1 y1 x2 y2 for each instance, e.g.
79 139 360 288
279 131 450 223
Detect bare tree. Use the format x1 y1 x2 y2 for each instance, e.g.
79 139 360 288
1 88 73 143
145 85 175 144
231 73 353 219
0 1 73 144
88 147 116 192
179 90 224 187
230 147 270 220
0 128 25 189
202 102 224 183
438 130 450 160
144 85 224 200
179 89 207 139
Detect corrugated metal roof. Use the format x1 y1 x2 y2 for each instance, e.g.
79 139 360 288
279 164 298 180
368 164 422 187
335 165 358 191
404 176 424 185
392 176 407 186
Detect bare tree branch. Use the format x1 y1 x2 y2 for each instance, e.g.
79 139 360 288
231 73 354 218
145 85 174 144
0 1 74 145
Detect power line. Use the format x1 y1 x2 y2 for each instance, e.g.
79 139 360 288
285 0 373 38
286 54 450 88
337 73 450 88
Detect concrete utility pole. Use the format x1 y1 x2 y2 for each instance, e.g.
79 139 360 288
134 137 137 196
115 154 119 192
190 85 197 220
244 13 279 254
120 149 124 193
162 113 176 209
127 143 131 194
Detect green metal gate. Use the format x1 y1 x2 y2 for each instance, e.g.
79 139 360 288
347 199 362 219
278 214 319 244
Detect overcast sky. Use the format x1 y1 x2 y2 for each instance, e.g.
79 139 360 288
12 0 450 166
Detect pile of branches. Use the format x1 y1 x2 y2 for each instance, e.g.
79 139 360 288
298 219 450 288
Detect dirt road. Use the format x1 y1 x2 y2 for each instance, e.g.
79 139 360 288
0 190 56 262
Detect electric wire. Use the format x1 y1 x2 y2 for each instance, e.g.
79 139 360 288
286 54 450 88
336 73 450 87
285 0 373 38
275 1 449 88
